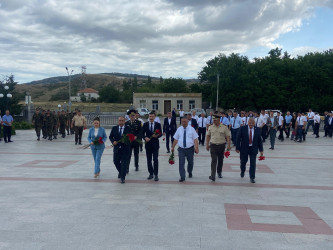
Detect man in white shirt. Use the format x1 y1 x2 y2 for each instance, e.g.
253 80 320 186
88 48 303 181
295 112 307 142
192 111 199 123
314 112 321 138
305 108 315 134
277 112 284 141
207 111 214 127
197 112 208 146
179 109 184 125
258 110 269 142
172 115 199 182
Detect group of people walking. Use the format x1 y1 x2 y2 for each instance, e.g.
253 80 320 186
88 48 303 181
31 108 87 144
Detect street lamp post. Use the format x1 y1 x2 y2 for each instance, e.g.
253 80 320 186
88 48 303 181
216 73 219 111
0 85 12 110
65 67 74 112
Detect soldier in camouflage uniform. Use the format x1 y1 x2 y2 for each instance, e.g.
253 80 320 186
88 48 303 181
125 109 143 172
41 109 47 139
32 108 44 141
52 111 59 139
65 111 70 135
70 111 75 135
44 110 54 141
59 110 67 138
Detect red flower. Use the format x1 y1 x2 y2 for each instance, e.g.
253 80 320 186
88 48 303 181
127 133 135 142
169 152 175 165
259 156 265 161
98 137 103 144
163 137 165 141
155 129 161 135
224 151 230 158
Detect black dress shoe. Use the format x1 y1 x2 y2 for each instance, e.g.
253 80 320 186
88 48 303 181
75 142 77 145
250 178 256 183
209 176 215 181
218 173 222 178
189 173 192 178
121 179 125 184
167 151 170 153
135 167 139 171
8 140 13 142
154 176 159 181
179 178 185 182
240 172 245 178
147 174 154 180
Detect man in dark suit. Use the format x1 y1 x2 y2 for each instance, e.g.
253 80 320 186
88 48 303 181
236 118 264 183
324 111 330 137
187 113 198 132
109 116 131 183
163 111 177 153
143 112 162 181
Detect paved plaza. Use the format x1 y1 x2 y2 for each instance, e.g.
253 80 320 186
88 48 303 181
1 129 333 250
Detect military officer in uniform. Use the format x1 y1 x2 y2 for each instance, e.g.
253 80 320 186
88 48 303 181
32 108 44 141
41 109 47 139
52 111 59 139
206 114 231 181
44 110 54 141
125 109 143 172
59 110 67 138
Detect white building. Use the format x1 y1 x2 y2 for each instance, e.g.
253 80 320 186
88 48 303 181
133 93 202 115
70 88 99 102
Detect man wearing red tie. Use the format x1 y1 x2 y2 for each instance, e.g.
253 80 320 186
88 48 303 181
236 118 264 183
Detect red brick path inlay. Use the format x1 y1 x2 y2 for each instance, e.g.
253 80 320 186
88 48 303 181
225 203 333 235
16 160 78 168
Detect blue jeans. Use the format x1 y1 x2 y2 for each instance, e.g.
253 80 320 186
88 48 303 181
297 125 304 142
269 129 277 149
91 147 105 174
231 128 239 145
178 146 194 179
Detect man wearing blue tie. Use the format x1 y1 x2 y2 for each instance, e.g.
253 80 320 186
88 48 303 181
236 118 264 183
172 115 199 182
109 116 131 183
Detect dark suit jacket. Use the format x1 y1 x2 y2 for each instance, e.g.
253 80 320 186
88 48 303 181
236 125 263 156
163 117 177 134
143 121 162 149
109 125 131 151
324 115 330 126
190 118 198 130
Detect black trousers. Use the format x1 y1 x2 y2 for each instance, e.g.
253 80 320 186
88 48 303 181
284 124 291 138
128 141 140 170
314 123 320 136
261 125 268 142
146 146 159 176
35 126 42 137
165 132 174 151
198 127 206 145
113 145 130 179
278 126 284 140
240 146 257 179
3 126 12 142
210 144 225 178
74 126 84 143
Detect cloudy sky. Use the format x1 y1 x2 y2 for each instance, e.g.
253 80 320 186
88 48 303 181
0 0 332 83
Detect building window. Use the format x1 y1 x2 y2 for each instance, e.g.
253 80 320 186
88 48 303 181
152 100 158 110
140 100 146 108
177 100 183 110
189 100 195 109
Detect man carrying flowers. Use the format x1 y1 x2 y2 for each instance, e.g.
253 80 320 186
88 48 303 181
143 112 162 181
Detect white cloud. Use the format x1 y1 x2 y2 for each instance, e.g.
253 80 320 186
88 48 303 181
0 0 331 83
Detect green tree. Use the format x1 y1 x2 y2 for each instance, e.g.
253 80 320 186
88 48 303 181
99 85 120 103
160 78 188 93
0 75 22 115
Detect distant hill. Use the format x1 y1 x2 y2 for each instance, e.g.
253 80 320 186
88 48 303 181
16 72 199 102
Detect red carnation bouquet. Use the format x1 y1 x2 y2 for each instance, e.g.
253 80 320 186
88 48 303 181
112 133 142 147
169 152 175 165
224 151 230 158
258 156 265 161
145 129 162 144
82 136 103 149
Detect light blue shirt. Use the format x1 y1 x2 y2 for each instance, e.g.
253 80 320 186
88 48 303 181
230 117 242 129
220 117 229 126
2 114 13 126
285 115 292 124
